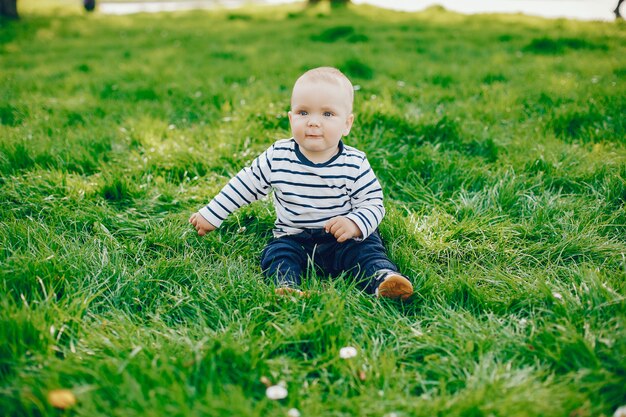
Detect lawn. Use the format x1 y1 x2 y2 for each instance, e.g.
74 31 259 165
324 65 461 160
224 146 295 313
1 2 625 416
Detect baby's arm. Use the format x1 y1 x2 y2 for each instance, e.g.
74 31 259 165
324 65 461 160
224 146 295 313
342 157 385 240
324 157 384 243
190 145 273 236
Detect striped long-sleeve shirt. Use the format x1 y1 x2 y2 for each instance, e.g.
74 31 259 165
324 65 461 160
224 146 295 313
199 138 385 239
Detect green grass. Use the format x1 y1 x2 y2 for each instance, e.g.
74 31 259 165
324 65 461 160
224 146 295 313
1 1 625 416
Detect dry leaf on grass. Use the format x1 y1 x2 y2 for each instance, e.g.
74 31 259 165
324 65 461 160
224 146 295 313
48 389 76 409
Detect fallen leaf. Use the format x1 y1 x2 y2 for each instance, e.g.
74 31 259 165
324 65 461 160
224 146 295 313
48 389 76 409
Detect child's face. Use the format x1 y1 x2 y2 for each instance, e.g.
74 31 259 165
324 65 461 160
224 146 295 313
288 78 354 163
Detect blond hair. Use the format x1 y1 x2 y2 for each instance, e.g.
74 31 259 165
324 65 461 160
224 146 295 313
293 67 354 113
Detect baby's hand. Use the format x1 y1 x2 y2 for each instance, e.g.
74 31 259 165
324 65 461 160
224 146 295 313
189 212 216 236
324 216 362 243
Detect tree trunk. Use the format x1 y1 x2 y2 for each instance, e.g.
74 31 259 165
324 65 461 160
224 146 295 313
84 0 96 12
0 0 19 19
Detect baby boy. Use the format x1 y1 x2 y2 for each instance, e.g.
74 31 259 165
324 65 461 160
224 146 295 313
189 67 413 300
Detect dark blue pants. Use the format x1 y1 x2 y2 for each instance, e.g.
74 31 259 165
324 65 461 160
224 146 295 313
260 228 397 294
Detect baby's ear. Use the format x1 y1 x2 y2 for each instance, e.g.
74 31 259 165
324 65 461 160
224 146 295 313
343 113 354 136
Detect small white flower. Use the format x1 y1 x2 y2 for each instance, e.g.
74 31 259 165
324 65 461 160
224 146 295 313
552 292 563 300
287 408 301 417
339 346 358 359
614 405 626 417
519 318 528 327
265 385 288 400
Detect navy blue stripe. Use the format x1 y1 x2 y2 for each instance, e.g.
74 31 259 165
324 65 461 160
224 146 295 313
273 158 361 170
242 168 269 195
354 168 372 182
214 199 231 216
327 163 361 169
361 196 383 203
272 169 356 181
256 157 270 186
228 183 252 205
220 191 242 210
366 188 383 196
273 157 302 164
265 150 272 171
351 178 379 197
205 205 225 221
354 211 372 229
273 147 295 152
363 206 381 223
291 212 350 224
278 198 349 211
273 180 346 190
235 176 257 200
281 191 349 200
345 152 365 160
275 196 301 216
248 167 262 183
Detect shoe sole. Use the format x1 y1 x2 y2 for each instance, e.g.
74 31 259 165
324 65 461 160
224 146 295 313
377 275 413 300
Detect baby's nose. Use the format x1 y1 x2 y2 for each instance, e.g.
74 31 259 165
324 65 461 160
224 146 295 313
307 116 321 126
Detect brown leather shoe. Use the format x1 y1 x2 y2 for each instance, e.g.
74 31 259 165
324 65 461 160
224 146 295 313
376 274 413 301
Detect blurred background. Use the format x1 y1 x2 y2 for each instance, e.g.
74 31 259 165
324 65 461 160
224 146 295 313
4 0 622 20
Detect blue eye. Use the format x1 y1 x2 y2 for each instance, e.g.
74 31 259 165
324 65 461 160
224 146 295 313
298 110 308 116
323 111 333 117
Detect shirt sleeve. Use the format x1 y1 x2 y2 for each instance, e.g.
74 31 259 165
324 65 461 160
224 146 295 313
345 157 385 240
198 144 274 228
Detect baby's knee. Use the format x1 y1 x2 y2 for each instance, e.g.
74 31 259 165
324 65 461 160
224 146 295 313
260 239 306 268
